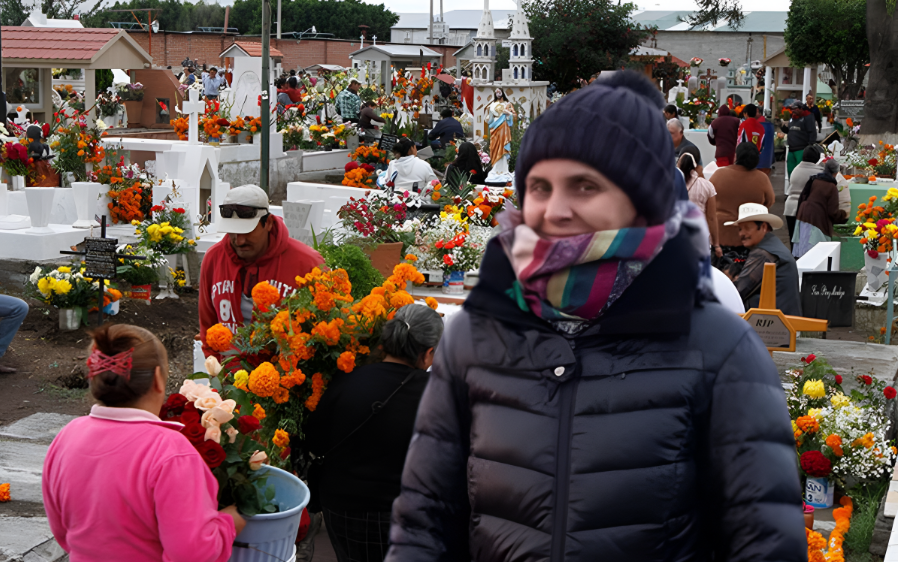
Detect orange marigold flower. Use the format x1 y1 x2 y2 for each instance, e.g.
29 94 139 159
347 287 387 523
252 281 281 312
390 263 425 285
248 362 280 398
796 415 820 433
337 351 356 373
313 286 336 312
425 297 439 310
389 290 415 309
405 254 418 262
273 386 290 404
273 428 290 449
354 294 387 319
252 403 266 421
0 482 9 502
852 432 875 449
281 369 306 388
206 324 233 352
305 372 326 411
311 319 344 345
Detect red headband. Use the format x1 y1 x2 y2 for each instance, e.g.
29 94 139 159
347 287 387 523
86 348 134 382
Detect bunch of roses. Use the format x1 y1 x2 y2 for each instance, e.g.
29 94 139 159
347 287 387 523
203 263 427 471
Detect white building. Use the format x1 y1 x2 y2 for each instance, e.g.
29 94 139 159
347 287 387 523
390 9 516 46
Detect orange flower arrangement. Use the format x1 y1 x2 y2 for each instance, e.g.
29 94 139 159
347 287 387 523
273 428 290 449
248 362 280 398
170 116 189 141
825 434 844 456
252 403 266 420
252 281 282 312
206 323 233 352
342 167 376 188
248 116 262 134
107 185 144 224
228 116 246 137
425 296 439 310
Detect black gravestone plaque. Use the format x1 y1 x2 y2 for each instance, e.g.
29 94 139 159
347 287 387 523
378 134 399 154
800 271 857 327
83 237 119 280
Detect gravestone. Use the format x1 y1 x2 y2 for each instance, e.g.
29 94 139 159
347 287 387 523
282 200 324 246
800 271 857 327
182 89 205 146
0 182 31 230
378 134 399 154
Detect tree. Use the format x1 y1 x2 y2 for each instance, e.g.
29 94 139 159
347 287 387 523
688 0 898 142
229 0 398 39
523 0 653 93
0 0 29 25
81 0 226 31
784 0 867 100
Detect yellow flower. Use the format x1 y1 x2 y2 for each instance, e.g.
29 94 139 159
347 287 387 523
53 279 73 294
803 380 826 399
37 277 54 296
807 408 824 419
854 226 863 236
831 393 850 408
57 266 71 274
131 220 140 226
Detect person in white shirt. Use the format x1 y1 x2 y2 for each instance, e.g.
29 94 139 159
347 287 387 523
383 138 437 194
201 66 226 100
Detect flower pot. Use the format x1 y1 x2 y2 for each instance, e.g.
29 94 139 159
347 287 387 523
10 175 25 191
803 504 815 529
805 476 834 509
864 251 889 292
127 284 152 304
209 136 221 147
237 131 252 144
363 242 403 278
442 270 465 294
123 101 144 127
230 465 310 562
59 308 80 331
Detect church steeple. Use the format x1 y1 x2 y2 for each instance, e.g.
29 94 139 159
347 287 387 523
471 0 496 83
507 4 533 82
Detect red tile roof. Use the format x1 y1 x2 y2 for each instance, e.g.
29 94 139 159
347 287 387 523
232 41 284 58
1 27 121 60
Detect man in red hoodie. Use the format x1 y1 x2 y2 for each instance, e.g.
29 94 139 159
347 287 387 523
707 105 740 167
736 104 765 153
199 184 323 358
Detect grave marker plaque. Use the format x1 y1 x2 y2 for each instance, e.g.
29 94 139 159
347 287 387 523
378 134 399 154
83 237 119 280
800 271 857 328
282 201 315 246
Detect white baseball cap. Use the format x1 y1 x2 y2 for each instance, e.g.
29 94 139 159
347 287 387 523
218 184 270 234
724 203 784 230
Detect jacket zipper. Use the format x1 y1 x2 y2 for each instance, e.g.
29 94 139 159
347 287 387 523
550 358 578 561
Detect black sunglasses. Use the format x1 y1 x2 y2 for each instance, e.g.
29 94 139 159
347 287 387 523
219 204 266 219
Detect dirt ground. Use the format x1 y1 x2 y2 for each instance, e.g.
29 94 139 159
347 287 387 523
0 291 201 426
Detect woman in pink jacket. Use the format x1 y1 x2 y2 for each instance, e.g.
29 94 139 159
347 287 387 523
43 324 244 561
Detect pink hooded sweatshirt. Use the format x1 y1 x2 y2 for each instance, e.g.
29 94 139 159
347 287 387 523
43 405 236 562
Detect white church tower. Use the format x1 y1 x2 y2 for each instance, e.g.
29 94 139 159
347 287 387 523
471 0 496 84
508 7 533 82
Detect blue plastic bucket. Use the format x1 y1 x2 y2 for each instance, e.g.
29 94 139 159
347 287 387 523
229 465 310 562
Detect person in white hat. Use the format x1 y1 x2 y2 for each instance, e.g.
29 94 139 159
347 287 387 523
724 203 801 315
198 184 324 358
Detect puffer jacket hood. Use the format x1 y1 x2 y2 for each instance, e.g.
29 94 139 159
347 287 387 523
387 231 806 562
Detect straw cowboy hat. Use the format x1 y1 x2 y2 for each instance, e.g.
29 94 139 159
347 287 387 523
724 203 784 229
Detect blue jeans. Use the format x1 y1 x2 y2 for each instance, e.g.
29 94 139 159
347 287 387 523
0 295 28 358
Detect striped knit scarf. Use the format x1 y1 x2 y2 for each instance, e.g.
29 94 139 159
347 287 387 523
497 200 711 321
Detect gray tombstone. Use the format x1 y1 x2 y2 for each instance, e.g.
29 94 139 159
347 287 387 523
282 200 324 246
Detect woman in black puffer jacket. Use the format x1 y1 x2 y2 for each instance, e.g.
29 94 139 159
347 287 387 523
386 71 806 562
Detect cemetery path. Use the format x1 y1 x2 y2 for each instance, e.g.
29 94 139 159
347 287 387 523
0 293 201 427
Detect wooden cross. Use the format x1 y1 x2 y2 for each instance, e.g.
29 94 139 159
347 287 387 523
742 263 828 353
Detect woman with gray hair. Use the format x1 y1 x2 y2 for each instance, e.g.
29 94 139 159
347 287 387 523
302 304 443 562
792 158 848 258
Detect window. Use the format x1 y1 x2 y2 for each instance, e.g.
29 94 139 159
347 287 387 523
477 44 483 57
513 44 519 57
521 45 526 57
5 68 41 106
485 45 490 57
522 67 526 79
514 67 518 79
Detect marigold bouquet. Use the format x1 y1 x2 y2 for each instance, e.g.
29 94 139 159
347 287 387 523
201 263 426 469
49 109 107 181
158 379 278 515
806 497 853 562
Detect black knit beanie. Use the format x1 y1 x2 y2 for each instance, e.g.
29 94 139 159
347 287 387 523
514 71 675 225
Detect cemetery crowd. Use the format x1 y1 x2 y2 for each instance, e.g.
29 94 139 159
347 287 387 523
28 71 818 562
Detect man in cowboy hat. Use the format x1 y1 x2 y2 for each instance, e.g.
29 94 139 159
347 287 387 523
725 203 802 315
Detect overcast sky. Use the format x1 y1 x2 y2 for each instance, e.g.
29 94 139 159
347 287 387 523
360 0 789 15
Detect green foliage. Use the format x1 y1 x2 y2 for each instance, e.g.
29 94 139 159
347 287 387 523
785 0 868 100
229 0 397 39
318 242 384 300
844 480 889 557
95 69 114 95
0 0 28 25
524 0 653 93
680 0 744 29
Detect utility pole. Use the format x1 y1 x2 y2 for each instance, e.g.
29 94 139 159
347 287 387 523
428 0 433 44
0 25 6 130
277 0 282 39
261 0 271 194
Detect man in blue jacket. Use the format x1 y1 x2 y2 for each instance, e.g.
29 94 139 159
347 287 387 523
428 109 465 149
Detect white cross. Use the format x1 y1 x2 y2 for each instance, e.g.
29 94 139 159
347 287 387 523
14 107 29 126
360 34 365 49
372 35 377 45
182 88 205 145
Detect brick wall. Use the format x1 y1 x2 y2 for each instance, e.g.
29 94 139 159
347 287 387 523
127 31 459 72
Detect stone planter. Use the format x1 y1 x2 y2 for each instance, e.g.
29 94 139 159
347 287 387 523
363 242 403 278
123 101 144 127
25 187 55 232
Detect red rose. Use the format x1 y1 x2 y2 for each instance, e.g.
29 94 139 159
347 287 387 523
800 450 832 478
216 118 230 127
181 408 201 425
159 393 188 421
805 354 816 363
835 375 843 385
345 161 359 172
181 422 206 445
173 208 186 214
885 386 897 399
196 440 227 468
862 375 873 385
237 415 261 434
869 158 879 166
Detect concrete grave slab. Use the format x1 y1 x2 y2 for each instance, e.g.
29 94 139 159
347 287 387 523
0 414 78 443
773 339 898 388
0 441 49 504
0 517 55 561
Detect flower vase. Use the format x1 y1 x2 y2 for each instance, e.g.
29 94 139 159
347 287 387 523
230 466 310 562
165 253 191 287
155 261 179 300
58 308 80 331
10 176 25 191
442 270 465 294
805 476 834 509
209 136 221 147
864 251 889 292
803 504 815 529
